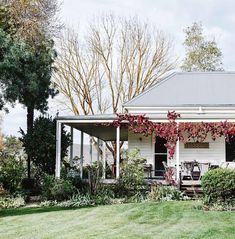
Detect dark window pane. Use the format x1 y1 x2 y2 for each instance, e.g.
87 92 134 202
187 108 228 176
155 154 167 176
226 137 235 162
155 137 167 153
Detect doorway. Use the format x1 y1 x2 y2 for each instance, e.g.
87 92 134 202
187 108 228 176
226 137 235 162
154 137 167 177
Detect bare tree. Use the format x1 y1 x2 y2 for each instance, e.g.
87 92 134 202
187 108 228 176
54 14 177 161
55 15 176 114
54 29 109 116
87 15 176 112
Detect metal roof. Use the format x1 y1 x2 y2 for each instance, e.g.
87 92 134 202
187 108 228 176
124 72 235 107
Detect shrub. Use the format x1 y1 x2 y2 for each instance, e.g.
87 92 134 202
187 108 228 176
87 161 103 195
0 136 26 194
0 155 25 193
117 149 146 197
147 185 187 201
40 193 94 208
201 168 235 205
0 196 25 209
125 191 148 203
67 173 89 194
21 178 41 197
91 186 114 205
60 193 93 208
41 175 75 201
20 116 71 175
0 184 8 196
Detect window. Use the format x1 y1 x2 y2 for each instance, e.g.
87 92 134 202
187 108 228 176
184 142 209 149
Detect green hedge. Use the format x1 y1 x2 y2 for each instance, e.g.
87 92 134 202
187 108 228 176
201 168 235 205
41 175 75 201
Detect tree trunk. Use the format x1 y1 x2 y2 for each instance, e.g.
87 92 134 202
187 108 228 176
27 105 34 178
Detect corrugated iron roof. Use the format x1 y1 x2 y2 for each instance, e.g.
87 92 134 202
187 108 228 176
124 72 235 107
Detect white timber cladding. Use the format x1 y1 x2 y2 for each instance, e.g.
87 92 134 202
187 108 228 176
178 136 226 165
125 106 235 122
128 131 153 164
128 131 226 167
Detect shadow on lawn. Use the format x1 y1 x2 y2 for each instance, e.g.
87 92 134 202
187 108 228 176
0 206 81 218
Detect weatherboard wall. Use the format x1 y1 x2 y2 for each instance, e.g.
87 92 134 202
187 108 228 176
128 132 226 169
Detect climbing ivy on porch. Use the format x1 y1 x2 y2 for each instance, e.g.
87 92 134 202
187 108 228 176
112 111 235 159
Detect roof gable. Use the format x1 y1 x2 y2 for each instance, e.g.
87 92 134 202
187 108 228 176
124 72 235 107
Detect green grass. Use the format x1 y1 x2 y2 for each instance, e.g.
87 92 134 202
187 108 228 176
0 201 234 239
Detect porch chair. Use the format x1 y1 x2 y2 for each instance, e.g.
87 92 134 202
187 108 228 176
220 162 229 168
162 161 176 181
180 161 194 180
227 162 235 169
199 162 211 180
220 162 235 170
143 163 152 178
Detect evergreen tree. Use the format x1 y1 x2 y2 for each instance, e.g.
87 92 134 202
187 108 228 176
0 29 57 178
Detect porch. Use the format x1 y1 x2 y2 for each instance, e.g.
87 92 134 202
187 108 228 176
55 115 235 185
55 114 128 179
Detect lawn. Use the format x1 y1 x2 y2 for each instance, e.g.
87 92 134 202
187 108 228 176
0 201 234 239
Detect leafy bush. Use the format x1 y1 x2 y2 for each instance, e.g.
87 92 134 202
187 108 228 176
0 155 25 193
20 178 41 198
1 136 25 158
67 173 89 194
91 186 114 205
0 136 26 194
20 116 71 175
125 191 148 203
0 196 25 209
147 185 187 202
41 175 75 201
201 168 235 205
0 184 8 196
40 193 94 208
87 161 103 195
63 193 93 207
116 149 145 197
51 179 75 201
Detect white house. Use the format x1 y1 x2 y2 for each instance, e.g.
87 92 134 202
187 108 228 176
55 72 235 182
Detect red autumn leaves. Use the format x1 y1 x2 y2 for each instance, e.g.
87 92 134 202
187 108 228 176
113 112 235 159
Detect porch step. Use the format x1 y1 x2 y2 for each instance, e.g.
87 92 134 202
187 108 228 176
180 180 203 198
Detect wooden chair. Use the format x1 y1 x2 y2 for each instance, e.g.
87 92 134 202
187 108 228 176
181 161 194 180
144 163 152 178
162 161 176 180
199 162 210 180
227 162 235 169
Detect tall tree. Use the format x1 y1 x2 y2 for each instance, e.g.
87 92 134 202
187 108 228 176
181 22 223 71
0 30 56 178
0 0 60 178
0 0 61 43
54 15 177 160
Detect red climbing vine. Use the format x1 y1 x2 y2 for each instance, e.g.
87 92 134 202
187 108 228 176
112 111 235 159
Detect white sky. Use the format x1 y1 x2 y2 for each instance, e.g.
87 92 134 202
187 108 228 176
2 0 235 137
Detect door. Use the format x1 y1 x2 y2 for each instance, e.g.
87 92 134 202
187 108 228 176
154 137 167 177
226 137 235 162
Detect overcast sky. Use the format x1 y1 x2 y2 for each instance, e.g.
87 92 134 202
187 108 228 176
2 0 235 137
